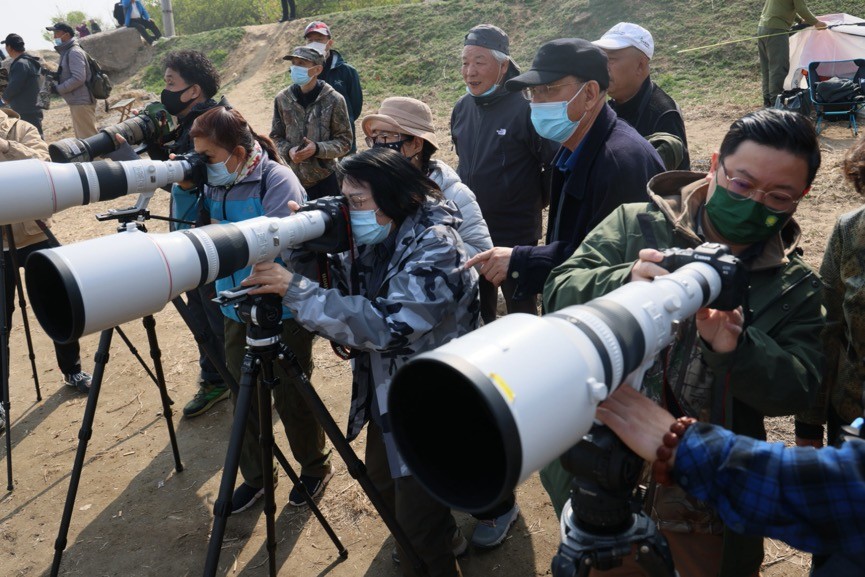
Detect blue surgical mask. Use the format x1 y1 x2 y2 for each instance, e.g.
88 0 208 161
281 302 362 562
54 38 62 46
466 84 498 98
291 65 311 86
529 83 587 143
350 209 391 245
206 157 238 187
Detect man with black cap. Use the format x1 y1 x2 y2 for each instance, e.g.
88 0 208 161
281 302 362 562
451 24 556 327
303 21 363 153
1 34 44 138
465 38 664 311
271 44 351 199
46 22 97 138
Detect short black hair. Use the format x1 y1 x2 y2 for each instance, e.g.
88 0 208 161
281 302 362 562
719 109 821 187
337 148 442 224
162 50 220 99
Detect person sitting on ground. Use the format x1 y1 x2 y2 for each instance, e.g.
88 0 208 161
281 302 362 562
271 45 351 200
243 147 479 577
75 22 90 38
0 107 92 394
89 20 102 34
597 384 864 576
592 22 690 170
190 105 332 513
361 96 492 258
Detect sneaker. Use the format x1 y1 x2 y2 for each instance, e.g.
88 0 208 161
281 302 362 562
288 470 334 507
63 371 92 393
230 482 264 514
392 528 467 565
182 382 229 418
470 503 520 549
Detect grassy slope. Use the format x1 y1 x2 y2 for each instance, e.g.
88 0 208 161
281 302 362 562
130 0 863 124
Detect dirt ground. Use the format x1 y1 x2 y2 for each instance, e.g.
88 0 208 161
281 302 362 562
2 36 864 577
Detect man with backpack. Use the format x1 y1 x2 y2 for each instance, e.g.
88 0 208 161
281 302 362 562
1 34 43 138
46 22 97 138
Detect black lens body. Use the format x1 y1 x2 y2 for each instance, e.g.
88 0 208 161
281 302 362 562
658 243 748 310
49 114 157 163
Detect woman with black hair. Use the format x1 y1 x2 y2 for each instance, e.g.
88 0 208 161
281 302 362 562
244 147 479 577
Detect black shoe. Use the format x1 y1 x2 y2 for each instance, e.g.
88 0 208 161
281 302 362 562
231 483 264 514
288 471 333 507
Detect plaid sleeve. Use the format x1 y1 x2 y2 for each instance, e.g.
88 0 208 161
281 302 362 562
675 423 865 555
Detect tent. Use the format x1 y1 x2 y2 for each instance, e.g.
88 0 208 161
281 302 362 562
784 13 865 90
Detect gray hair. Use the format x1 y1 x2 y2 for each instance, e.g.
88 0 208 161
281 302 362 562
490 49 509 64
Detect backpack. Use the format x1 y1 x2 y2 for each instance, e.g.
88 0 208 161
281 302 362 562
85 53 113 100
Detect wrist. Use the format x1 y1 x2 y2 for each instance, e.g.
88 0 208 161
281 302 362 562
652 416 697 486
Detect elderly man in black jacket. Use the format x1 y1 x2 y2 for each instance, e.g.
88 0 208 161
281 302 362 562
466 38 664 307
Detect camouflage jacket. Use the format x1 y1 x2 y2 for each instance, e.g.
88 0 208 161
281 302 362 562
270 81 351 188
544 171 824 577
797 206 865 430
283 200 480 478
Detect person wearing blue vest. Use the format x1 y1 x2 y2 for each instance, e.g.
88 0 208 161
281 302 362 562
191 105 332 512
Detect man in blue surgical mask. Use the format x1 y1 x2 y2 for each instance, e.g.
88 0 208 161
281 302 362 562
465 38 664 312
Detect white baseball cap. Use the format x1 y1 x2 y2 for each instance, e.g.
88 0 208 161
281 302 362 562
593 22 654 59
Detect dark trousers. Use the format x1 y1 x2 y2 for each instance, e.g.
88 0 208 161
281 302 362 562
304 172 341 201
184 283 226 385
3 239 82 378
18 111 44 139
366 419 461 577
225 317 331 488
128 18 161 44
479 275 539 326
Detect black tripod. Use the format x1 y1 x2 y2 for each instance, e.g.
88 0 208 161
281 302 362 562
552 426 676 577
203 292 428 577
48 218 185 577
1 224 48 489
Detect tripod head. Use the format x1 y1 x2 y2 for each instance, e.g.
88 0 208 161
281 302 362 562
552 426 676 577
214 287 284 342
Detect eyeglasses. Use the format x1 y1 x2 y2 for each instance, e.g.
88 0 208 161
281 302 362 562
719 160 801 213
345 193 385 211
365 132 411 151
521 82 582 101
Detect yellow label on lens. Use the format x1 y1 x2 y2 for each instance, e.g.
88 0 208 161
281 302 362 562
489 373 515 403
765 214 778 226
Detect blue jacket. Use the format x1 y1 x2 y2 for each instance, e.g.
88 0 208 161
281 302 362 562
123 0 151 25
509 103 664 300
202 156 307 322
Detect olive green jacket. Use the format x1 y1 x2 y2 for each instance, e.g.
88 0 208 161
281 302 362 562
543 171 825 577
759 0 821 30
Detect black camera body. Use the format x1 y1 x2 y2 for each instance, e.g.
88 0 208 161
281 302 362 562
295 195 352 254
658 243 748 311
49 102 175 163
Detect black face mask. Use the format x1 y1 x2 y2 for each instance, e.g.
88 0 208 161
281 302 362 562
160 85 195 116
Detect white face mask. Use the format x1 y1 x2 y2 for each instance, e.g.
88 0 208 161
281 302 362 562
307 42 328 56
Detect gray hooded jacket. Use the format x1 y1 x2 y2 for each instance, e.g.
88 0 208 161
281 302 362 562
54 38 93 105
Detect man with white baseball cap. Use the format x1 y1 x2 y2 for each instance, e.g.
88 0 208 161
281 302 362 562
593 22 690 170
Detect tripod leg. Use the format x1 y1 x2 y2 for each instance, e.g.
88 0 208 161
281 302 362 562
257 356 278 577
114 325 165 392
203 354 259 577
50 328 113 577
4 226 40 401
1 235 14 490
141 315 183 472
276 352 426 576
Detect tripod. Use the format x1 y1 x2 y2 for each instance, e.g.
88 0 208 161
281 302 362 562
1 224 48 489
552 425 676 577
48 218 186 576
203 292 428 577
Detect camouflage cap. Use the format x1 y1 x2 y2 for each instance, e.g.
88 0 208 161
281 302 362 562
283 45 324 65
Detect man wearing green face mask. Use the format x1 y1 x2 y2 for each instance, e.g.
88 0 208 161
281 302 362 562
540 107 825 577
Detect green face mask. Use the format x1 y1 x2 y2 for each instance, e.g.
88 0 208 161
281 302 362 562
705 182 787 244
